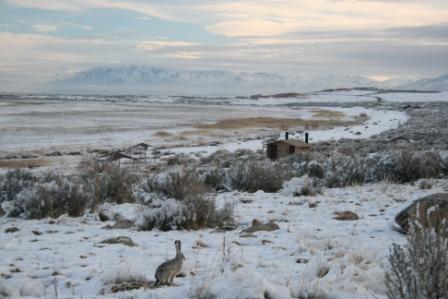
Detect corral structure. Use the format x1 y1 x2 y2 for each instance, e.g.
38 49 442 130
124 142 150 162
266 132 311 160
97 142 151 168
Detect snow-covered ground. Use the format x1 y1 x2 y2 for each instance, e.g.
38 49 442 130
0 101 317 154
1 89 447 299
1 180 447 298
0 90 417 157
232 90 448 105
0 98 384 155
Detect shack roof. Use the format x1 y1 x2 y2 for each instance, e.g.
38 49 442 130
99 151 137 161
127 143 150 150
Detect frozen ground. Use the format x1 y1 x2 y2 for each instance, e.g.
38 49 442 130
1 89 431 157
1 90 447 298
1 180 447 298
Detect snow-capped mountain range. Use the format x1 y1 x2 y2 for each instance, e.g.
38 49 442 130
52 65 448 95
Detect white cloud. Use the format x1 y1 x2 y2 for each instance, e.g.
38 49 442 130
8 0 448 39
5 0 177 21
33 24 59 33
167 51 201 59
61 22 92 31
137 16 151 21
136 40 197 51
200 0 448 37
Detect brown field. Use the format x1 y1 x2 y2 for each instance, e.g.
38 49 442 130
194 116 359 131
153 130 173 137
311 109 346 119
0 159 53 169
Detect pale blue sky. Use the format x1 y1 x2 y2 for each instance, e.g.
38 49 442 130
1 0 448 90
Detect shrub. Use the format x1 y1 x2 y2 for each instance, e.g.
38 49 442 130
80 160 138 209
3 176 89 219
282 175 322 197
0 169 36 202
147 168 207 201
392 151 443 183
385 225 448 299
417 179 432 190
23 179 89 219
307 160 325 179
141 169 234 230
203 168 228 191
0 283 11 298
228 159 292 193
138 195 233 231
324 155 366 187
138 198 188 231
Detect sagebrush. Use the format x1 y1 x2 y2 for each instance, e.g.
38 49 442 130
385 225 448 299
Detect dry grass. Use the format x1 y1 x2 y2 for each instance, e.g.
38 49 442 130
153 130 173 137
311 109 345 119
0 159 52 169
195 117 359 131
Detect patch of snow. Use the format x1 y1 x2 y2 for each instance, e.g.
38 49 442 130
1 181 446 298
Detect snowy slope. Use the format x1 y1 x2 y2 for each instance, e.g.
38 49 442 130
54 66 298 88
52 66 382 95
400 73 448 91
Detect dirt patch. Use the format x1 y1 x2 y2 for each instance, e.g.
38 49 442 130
195 116 359 131
153 130 173 137
311 109 345 119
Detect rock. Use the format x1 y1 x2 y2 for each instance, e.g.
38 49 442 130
100 236 137 247
417 179 432 190
240 233 257 238
395 193 448 235
240 197 253 204
102 219 135 230
309 202 318 208
110 280 150 293
333 211 359 221
66 151 82 156
5 227 20 233
21 154 38 159
296 258 309 264
98 212 110 221
0 205 4 217
251 219 262 226
45 151 62 156
241 221 279 234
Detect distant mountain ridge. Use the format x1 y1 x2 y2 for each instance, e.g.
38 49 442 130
399 73 448 91
52 65 448 95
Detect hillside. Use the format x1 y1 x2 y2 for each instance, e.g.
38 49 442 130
52 66 381 95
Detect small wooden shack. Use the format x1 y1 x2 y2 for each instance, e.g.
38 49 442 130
266 139 311 160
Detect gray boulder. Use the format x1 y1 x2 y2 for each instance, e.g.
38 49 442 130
395 193 448 236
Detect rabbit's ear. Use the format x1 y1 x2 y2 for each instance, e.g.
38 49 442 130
175 240 181 252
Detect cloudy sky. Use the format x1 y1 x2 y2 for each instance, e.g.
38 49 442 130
1 0 448 90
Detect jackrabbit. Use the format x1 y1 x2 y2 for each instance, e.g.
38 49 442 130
154 240 185 286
